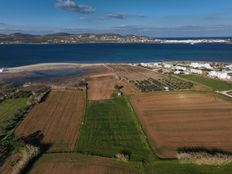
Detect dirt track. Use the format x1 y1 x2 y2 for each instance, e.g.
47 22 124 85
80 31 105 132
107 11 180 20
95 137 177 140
15 90 84 152
130 92 232 158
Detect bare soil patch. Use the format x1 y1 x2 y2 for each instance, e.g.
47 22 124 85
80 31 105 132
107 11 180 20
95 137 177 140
15 90 84 152
87 73 117 100
130 92 232 158
108 64 160 81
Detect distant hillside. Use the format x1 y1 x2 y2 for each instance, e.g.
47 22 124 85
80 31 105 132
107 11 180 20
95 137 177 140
0 33 231 44
0 33 160 44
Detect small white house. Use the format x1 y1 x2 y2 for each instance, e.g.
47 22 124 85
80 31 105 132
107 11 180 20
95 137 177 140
190 62 213 70
225 64 232 70
175 66 187 71
190 69 203 75
174 70 182 75
163 63 172 69
140 63 162 68
208 71 231 80
0 68 7 73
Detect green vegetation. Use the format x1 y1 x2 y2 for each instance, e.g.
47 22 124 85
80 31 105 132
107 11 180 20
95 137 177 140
77 97 154 162
0 98 28 124
146 160 232 174
180 74 232 91
28 153 144 174
130 76 193 92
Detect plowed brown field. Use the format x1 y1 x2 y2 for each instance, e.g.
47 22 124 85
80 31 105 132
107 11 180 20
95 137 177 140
130 92 232 158
87 73 117 100
15 90 84 152
28 153 142 174
108 64 160 81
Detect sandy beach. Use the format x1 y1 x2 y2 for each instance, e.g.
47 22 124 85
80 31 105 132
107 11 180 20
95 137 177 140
5 63 105 73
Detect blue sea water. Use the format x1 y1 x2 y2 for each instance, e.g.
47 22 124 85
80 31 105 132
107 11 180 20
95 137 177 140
0 43 232 67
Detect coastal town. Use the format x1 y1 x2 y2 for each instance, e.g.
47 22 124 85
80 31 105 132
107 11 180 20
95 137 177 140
137 62 232 81
0 33 231 44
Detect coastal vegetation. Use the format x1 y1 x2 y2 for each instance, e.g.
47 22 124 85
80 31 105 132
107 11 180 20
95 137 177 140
130 76 193 92
180 74 232 91
0 98 28 125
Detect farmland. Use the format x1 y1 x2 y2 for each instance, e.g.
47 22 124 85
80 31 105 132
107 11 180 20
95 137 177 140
28 153 142 174
15 90 84 152
87 73 117 100
77 97 154 161
108 64 161 81
130 76 193 92
180 74 232 91
130 92 232 158
146 160 232 174
1 64 232 174
0 98 28 124
108 65 193 92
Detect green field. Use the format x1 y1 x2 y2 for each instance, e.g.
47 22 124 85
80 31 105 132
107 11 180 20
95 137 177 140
27 153 143 174
0 98 28 124
76 97 154 162
180 74 232 91
146 160 232 174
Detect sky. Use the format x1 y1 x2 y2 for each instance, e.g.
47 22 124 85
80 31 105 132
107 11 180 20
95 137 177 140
0 0 232 37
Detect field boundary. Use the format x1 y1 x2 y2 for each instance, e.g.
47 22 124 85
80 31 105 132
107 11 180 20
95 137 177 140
126 95 159 160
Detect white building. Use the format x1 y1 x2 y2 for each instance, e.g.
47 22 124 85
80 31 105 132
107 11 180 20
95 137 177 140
140 63 161 68
208 71 231 80
225 64 232 70
190 69 203 75
175 66 187 71
0 68 7 73
163 63 172 69
190 62 213 70
174 70 182 75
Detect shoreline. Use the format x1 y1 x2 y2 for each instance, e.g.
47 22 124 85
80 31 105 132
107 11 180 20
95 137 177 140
4 63 105 73
2 61 232 73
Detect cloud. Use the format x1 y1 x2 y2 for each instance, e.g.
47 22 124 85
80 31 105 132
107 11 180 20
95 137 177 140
55 0 94 14
106 13 128 19
79 16 88 20
104 13 146 20
112 25 145 30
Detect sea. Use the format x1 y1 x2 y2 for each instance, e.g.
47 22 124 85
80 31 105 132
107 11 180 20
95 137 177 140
0 43 232 67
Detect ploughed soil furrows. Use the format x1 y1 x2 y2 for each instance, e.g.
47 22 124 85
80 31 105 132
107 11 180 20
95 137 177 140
28 153 142 174
108 64 160 81
87 73 117 100
15 90 85 152
130 92 232 158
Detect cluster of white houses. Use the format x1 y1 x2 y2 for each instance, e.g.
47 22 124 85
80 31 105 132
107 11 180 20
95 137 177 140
0 68 7 73
137 62 232 81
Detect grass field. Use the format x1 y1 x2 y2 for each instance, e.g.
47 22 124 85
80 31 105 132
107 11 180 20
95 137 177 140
28 153 143 174
15 90 84 152
180 74 232 91
146 160 232 174
130 92 232 158
77 97 154 161
0 98 28 124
